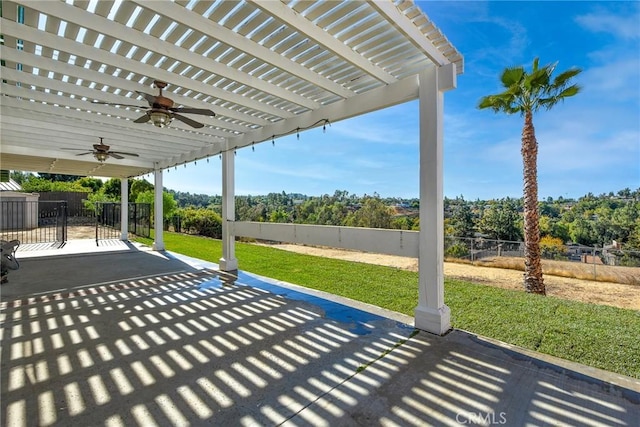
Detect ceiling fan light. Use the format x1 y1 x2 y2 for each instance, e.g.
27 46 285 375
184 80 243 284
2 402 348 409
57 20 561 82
94 152 109 162
150 110 172 128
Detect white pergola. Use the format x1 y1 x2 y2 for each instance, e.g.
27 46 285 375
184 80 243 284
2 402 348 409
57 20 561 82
0 0 463 334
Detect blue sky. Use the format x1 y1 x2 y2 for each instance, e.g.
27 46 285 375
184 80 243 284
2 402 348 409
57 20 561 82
162 1 640 200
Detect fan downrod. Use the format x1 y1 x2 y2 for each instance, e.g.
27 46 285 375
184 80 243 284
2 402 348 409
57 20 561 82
152 81 173 109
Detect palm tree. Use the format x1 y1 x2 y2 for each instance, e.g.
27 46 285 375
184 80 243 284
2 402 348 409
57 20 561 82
478 58 581 295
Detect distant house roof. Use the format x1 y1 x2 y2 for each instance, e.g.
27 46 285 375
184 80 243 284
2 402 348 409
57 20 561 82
0 179 22 192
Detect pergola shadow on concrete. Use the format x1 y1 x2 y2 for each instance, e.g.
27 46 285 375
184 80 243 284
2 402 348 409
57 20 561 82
1 1 462 333
2 246 638 426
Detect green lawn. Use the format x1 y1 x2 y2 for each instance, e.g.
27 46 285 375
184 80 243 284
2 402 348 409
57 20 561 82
135 232 640 379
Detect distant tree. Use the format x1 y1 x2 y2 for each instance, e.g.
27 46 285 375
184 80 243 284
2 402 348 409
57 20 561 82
269 208 289 223
21 176 90 193
315 203 348 225
391 216 414 230
539 201 561 218
618 187 632 199
102 178 122 200
477 199 522 241
84 186 119 214
554 221 571 244
75 177 103 192
479 57 581 294
610 202 639 244
130 179 154 202
136 190 178 224
345 196 392 229
569 217 595 245
451 201 475 237
10 171 33 184
626 218 640 250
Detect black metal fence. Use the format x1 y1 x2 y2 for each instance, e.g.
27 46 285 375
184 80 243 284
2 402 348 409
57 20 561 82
0 200 150 246
129 203 151 237
95 202 151 241
0 200 68 247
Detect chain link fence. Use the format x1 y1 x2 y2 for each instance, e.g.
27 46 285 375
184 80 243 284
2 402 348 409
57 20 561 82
444 236 640 268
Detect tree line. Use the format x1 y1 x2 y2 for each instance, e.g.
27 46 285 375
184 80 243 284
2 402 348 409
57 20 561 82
10 172 640 252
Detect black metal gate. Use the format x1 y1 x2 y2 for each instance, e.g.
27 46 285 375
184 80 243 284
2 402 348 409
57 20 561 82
95 202 151 243
55 201 68 244
129 203 151 238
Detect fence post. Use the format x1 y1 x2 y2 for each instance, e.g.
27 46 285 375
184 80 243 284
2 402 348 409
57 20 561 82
592 245 597 281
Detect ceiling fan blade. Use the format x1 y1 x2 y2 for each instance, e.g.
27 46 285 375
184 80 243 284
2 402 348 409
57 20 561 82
92 101 146 109
136 91 157 106
134 113 150 123
171 107 215 116
111 151 139 157
173 113 205 128
75 152 93 156
109 153 124 159
61 148 87 151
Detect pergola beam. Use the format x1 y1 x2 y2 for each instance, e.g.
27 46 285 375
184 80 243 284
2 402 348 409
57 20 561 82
249 0 397 85
130 0 354 99
0 48 256 134
1 17 289 121
228 74 420 151
11 0 320 112
369 1 450 67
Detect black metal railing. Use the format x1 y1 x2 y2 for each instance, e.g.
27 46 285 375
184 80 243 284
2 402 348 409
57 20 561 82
95 202 151 243
0 200 68 247
129 203 150 238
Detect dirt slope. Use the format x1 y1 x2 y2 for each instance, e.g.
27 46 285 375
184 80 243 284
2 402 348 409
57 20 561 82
261 243 640 311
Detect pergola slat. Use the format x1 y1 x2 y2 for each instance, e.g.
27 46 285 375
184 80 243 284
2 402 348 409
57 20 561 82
0 0 462 179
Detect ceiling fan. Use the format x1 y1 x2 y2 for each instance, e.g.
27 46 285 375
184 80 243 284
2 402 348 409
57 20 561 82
94 80 215 129
62 138 140 162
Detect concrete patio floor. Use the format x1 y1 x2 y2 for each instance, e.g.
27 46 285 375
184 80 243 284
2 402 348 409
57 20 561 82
1 240 638 426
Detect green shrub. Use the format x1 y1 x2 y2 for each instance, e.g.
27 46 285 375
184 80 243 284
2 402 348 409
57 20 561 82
179 207 222 238
445 242 470 259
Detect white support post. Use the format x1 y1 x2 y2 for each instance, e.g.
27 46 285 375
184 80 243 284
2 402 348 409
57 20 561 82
415 63 457 335
152 169 165 251
120 177 128 241
220 150 238 271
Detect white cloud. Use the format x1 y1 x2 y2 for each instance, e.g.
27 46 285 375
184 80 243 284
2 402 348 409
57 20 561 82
580 58 640 99
352 158 388 169
331 121 416 145
237 157 337 181
576 7 640 40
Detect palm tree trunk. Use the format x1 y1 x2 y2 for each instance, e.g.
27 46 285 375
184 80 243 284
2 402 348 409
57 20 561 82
521 111 545 294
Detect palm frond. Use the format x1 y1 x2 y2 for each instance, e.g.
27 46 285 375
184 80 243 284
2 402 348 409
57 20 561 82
478 93 519 114
538 96 561 110
501 67 524 88
558 84 581 98
528 68 551 88
553 68 582 87
478 58 581 116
